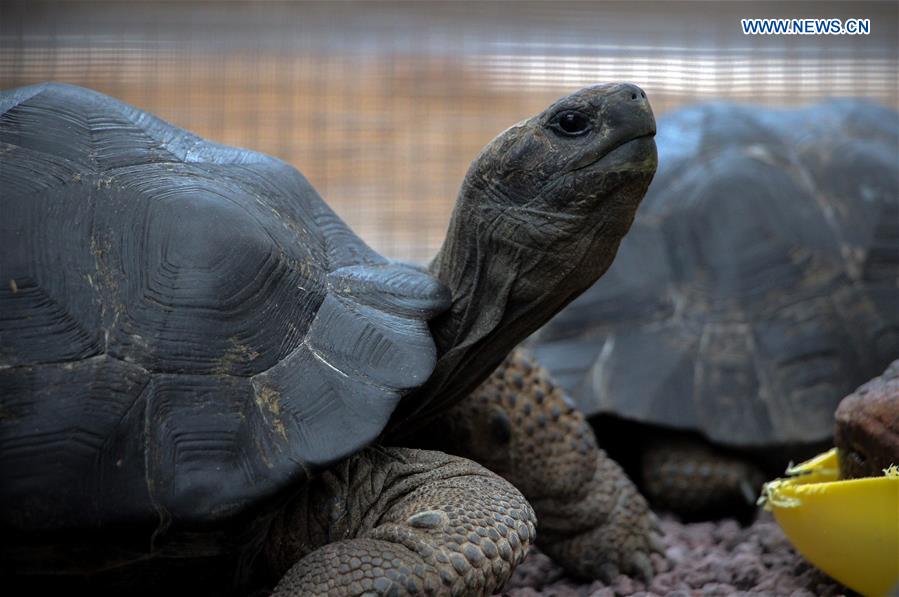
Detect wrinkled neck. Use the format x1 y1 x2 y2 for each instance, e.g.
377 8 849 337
426 202 487 358
387 179 597 432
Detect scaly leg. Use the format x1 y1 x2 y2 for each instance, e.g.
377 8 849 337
639 438 766 517
264 446 536 596
412 349 662 582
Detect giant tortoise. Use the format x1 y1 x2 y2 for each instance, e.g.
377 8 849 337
0 82 658 594
530 99 899 518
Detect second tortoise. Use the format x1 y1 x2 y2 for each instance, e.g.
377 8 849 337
530 99 899 517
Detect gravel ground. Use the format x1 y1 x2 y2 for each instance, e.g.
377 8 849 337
499 513 851 597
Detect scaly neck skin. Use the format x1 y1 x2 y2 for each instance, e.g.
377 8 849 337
385 83 658 434
391 175 630 429
428 178 580 357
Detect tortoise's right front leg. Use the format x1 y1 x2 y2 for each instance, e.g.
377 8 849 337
411 348 662 582
264 446 535 596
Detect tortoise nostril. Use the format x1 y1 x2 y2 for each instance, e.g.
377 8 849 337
619 83 647 103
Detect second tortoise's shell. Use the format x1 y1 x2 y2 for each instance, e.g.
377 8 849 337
531 100 899 448
0 83 449 533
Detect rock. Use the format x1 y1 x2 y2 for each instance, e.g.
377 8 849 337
834 359 899 479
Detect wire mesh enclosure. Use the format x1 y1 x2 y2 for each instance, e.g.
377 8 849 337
2 1 897 262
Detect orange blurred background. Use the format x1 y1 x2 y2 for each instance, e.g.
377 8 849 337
2 1 896 262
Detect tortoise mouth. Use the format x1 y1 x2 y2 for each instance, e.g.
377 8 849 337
607 133 658 167
567 132 657 176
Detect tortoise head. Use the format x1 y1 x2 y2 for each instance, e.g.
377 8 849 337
398 84 657 426
465 83 657 254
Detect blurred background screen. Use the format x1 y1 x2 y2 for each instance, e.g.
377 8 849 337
2 0 897 262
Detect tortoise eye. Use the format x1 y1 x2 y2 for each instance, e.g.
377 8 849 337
551 111 592 136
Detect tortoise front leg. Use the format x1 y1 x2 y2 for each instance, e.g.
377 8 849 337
264 446 535 596
415 349 662 582
639 437 766 517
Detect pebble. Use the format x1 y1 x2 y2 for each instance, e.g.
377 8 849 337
499 513 849 597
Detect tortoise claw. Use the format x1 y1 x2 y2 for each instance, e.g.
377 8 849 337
650 529 666 555
597 562 621 584
629 551 654 584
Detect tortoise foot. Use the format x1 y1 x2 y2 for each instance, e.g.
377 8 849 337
268 447 535 596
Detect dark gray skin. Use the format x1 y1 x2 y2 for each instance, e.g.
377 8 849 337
395 83 658 427
0 83 656 596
